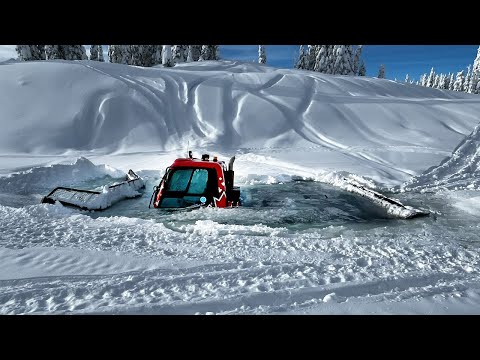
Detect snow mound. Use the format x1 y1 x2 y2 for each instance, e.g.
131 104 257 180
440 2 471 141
0 157 124 195
404 122 480 191
1 60 479 184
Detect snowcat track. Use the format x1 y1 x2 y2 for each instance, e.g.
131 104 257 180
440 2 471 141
344 178 430 219
41 169 145 211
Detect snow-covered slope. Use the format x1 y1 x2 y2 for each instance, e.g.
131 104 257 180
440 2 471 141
2 59 480 185
404 122 480 191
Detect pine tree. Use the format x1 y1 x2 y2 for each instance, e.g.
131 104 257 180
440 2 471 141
211 45 220 60
420 73 427 87
453 70 465 91
258 45 266 64
186 46 193 62
162 45 174 67
45 45 64 60
97 45 104 62
449 73 455 90
326 45 336 74
426 67 435 87
191 45 202 61
377 64 385 78
130 45 143 66
473 46 480 76
33 45 46 60
438 74 446 89
353 45 363 75
464 65 472 92
63 45 87 60
90 45 100 61
172 45 186 63
468 73 478 93
15 45 33 61
307 45 317 70
405 74 410 83
108 45 122 63
295 45 308 70
313 45 326 72
434 74 440 88
339 45 354 75
90 45 104 62
153 45 163 65
358 60 366 76
444 73 451 90
199 45 210 61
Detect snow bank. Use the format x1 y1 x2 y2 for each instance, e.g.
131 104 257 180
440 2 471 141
0 157 124 194
1 60 480 185
404 122 480 191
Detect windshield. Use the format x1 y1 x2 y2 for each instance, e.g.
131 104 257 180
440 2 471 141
160 168 212 208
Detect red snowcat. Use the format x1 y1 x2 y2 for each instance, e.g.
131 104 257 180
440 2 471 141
150 152 241 209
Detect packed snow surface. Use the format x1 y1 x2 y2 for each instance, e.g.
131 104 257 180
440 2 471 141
1 60 480 314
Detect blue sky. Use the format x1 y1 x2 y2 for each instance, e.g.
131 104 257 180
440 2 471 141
221 45 479 81
1 45 478 82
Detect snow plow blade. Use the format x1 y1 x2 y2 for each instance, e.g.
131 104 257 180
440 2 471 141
41 170 145 211
343 178 430 219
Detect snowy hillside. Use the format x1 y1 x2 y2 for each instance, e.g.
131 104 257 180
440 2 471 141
1 60 480 185
2 59 480 314
404 122 480 191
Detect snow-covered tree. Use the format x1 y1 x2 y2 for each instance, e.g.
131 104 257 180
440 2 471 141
90 45 100 61
353 45 363 75
333 45 354 75
377 64 385 78
420 73 427 87
307 45 317 71
130 45 142 66
295 45 308 70
162 45 174 67
468 75 478 94
438 74 446 89
453 70 465 91
444 73 451 90
433 74 440 88
464 65 472 92
33 45 46 60
426 67 435 87
199 45 210 61
405 74 410 83
63 45 87 60
186 46 193 62
98 45 104 62
258 45 266 64
313 45 328 72
358 60 366 76
45 45 64 60
449 73 455 91
108 45 123 63
15 45 33 61
473 46 480 76
153 45 163 65
191 45 202 61
211 45 220 60
172 45 187 63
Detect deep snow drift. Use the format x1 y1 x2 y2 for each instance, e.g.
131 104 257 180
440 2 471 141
2 59 480 185
404 122 480 191
1 59 480 314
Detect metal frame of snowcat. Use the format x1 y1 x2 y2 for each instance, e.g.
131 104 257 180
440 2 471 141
41 169 145 211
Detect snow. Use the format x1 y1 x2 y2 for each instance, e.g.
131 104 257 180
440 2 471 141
1 59 480 314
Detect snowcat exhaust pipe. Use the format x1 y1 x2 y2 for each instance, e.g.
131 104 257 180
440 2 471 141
228 156 235 171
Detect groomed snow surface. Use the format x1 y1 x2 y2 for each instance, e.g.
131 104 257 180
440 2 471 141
1 60 480 314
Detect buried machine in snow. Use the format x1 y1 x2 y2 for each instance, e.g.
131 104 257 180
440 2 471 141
41 152 428 219
149 152 241 209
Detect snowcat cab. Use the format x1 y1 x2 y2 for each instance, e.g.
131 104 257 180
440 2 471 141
150 153 241 209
